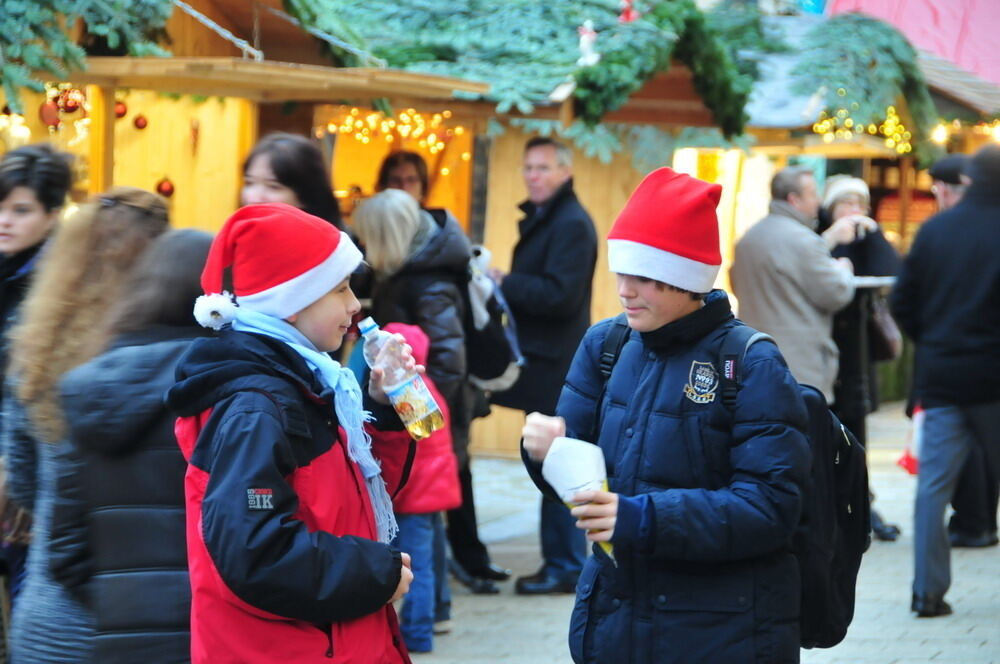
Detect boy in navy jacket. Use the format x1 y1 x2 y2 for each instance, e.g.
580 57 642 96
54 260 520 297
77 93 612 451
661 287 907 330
521 169 811 664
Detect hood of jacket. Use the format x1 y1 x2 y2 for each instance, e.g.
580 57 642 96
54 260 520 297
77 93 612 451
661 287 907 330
60 326 211 455
166 327 331 423
395 210 471 280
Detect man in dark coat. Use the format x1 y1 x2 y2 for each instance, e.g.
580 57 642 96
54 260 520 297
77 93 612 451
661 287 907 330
490 137 597 594
923 155 998 549
891 144 1000 618
522 167 810 663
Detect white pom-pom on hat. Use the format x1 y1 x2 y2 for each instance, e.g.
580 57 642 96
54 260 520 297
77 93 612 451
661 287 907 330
194 292 238 330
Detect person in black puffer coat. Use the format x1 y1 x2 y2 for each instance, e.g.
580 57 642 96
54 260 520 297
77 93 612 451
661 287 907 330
48 230 213 663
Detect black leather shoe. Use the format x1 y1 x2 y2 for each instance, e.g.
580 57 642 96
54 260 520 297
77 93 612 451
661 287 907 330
949 529 999 548
514 570 577 595
449 560 501 595
872 521 901 542
468 562 512 581
911 594 952 618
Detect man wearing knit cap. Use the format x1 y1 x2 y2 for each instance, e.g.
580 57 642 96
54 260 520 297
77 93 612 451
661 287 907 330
520 168 811 663
731 166 862 403
891 144 1000 617
167 203 417 663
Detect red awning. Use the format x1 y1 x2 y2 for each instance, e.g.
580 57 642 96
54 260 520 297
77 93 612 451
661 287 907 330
826 0 1000 87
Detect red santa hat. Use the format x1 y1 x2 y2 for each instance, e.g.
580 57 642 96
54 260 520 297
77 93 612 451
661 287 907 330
607 167 722 293
194 203 362 329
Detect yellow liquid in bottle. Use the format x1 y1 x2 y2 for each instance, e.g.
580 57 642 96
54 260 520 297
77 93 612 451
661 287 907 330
405 408 446 440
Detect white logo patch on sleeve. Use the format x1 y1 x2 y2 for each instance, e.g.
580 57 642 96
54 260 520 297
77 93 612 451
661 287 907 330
247 488 274 511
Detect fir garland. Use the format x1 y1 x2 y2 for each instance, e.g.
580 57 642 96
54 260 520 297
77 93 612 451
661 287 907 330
790 13 941 166
0 0 171 114
285 0 751 137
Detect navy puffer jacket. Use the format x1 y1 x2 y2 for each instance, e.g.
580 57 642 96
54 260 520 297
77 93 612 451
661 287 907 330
526 291 810 664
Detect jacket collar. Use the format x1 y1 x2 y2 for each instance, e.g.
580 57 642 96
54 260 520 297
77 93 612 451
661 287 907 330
517 178 576 237
640 290 734 352
769 200 818 231
0 241 44 283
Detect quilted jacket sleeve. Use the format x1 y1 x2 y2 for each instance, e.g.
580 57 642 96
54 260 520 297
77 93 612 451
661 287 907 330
411 280 466 407
48 440 93 603
521 321 608 503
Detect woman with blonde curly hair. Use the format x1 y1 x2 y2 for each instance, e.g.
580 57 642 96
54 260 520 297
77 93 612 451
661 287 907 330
2 186 168 663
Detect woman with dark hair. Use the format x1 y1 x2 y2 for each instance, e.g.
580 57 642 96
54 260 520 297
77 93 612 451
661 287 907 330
2 187 168 663
49 229 213 663
241 132 344 229
376 151 429 204
0 143 73 609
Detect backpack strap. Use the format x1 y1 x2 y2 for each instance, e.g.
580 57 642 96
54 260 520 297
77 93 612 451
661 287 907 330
590 314 631 441
718 324 775 410
599 313 631 381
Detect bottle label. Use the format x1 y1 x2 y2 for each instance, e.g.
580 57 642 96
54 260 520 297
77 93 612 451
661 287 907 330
386 374 441 427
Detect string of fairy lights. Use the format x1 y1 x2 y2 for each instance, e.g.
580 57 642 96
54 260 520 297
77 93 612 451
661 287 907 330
810 90 914 154
317 106 472 174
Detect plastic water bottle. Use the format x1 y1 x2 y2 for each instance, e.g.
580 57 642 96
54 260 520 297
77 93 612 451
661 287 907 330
358 317 445 440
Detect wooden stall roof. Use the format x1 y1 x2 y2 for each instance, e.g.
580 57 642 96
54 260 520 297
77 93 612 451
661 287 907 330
51 56 489 103
917 51 1000 117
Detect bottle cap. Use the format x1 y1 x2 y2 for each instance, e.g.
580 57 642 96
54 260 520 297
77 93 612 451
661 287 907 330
358 316 379 335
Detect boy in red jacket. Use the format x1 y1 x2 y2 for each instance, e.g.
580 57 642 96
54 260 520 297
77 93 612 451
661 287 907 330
168 204 416 663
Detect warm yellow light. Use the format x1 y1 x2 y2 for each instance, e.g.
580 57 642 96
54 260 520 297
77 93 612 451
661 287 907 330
386 134 395 143
442 110 452 118
441 167 450 176
454 126 465 135
822 133 835 143
461 152 471 161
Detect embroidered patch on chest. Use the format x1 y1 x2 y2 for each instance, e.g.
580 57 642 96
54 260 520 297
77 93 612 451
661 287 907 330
247 488 274 511
683 361 718 404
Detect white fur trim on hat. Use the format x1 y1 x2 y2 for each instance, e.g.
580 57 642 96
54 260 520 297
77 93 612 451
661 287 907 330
822 176 870 210
608 239 719 293
237 232 362 319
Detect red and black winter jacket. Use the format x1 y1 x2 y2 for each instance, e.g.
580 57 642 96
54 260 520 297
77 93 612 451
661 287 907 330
166 329 414 664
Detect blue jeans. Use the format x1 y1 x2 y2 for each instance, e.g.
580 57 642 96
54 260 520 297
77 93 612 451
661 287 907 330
541 498 587 582
913 405 976 599
393 513 450 652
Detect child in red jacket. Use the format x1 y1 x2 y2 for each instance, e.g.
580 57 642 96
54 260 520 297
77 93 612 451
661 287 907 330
168 204 416 663
383 323 462 652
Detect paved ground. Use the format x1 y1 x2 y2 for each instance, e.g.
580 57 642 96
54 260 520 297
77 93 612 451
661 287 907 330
418 402 999 663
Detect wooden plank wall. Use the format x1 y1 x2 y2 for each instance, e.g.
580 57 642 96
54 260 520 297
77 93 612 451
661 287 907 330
469 128 651 457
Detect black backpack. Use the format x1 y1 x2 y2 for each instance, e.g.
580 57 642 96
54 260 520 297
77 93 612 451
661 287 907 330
598 315 871 649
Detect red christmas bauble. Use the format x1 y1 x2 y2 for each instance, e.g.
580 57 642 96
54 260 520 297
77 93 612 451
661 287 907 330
39 100 61 128
58 89 84 114
133 115 148 130
114 101 128 119
156 177 175 198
